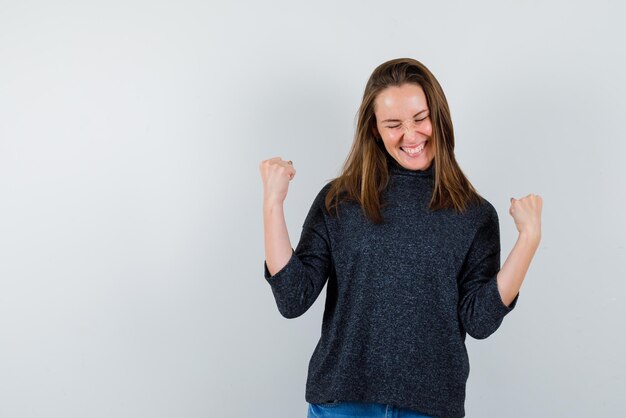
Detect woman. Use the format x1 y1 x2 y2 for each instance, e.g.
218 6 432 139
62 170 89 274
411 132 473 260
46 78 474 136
259 58 542 418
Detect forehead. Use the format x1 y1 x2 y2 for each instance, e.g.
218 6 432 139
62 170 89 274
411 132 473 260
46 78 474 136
373 83 428 116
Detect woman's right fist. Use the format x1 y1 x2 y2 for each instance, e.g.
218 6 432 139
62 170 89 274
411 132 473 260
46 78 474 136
259 157 297 205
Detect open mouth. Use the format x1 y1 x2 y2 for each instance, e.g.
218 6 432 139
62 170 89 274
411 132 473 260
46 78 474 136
400 141 427 157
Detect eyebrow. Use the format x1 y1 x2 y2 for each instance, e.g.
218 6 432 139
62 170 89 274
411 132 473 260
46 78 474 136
381 109 428 124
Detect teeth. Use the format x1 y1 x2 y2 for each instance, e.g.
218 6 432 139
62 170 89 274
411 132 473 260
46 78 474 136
403 143 425 154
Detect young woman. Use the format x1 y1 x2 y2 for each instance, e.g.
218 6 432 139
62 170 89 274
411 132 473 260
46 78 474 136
259 58 542 418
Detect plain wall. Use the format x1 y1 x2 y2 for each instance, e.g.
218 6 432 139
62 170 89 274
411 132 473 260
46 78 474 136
1 1 624 417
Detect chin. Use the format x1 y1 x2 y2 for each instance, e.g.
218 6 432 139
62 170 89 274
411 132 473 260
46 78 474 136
399 151 430 164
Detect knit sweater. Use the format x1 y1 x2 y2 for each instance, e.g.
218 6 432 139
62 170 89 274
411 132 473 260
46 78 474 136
263 154 520 418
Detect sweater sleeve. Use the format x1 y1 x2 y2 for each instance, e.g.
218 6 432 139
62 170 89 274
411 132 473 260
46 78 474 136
263 183 334 319
457 203 519 339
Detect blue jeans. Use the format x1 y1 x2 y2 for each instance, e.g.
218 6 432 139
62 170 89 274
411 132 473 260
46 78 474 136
307 401 436 418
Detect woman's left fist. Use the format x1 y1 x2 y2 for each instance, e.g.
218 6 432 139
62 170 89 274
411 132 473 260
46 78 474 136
509 194 542 238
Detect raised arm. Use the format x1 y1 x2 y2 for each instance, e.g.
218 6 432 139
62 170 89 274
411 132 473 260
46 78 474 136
457 195 542 340
496 194 543 306
260 157 297 276
259 157 334 319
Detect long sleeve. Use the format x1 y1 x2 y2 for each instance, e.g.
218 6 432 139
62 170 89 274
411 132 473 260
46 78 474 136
457 203 519 339
263 183 334 319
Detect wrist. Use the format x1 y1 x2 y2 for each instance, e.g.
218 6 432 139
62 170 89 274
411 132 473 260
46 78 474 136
264 198 284 211
519 230 541 245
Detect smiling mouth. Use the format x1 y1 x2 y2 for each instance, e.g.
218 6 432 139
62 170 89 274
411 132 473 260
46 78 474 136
400 141 427 155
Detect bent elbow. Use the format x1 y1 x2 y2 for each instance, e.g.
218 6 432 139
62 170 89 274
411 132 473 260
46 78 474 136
463 318 503 340
277 305 306 319
466 327 494 340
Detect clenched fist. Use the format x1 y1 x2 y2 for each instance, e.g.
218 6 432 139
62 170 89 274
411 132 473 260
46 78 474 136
509 194 542 239
259 157 297 205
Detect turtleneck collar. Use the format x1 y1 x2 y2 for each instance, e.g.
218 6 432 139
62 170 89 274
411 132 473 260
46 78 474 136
386 152 435 178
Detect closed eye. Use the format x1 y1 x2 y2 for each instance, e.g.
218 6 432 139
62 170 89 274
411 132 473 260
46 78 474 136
386 116 428 129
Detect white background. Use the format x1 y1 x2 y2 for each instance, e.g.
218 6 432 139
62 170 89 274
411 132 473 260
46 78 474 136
1 1 624 417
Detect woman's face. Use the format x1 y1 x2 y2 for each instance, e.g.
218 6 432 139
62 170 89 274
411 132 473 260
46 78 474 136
373 83 434 171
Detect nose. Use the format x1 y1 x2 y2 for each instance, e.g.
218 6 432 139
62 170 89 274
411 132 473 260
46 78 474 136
402 120 420 139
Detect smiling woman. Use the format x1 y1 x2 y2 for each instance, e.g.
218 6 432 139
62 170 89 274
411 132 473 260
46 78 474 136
374 83 434 170
320 58 487 225
260 57 541 418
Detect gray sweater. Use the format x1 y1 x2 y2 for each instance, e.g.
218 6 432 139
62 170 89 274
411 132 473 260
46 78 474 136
263 155 520 418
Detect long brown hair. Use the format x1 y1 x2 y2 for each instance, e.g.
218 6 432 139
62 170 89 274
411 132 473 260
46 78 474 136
324 57 484 224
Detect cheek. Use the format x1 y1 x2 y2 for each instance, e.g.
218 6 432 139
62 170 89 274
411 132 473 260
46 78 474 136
423 121 433 136
385 130 400 141
381 134 399 149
